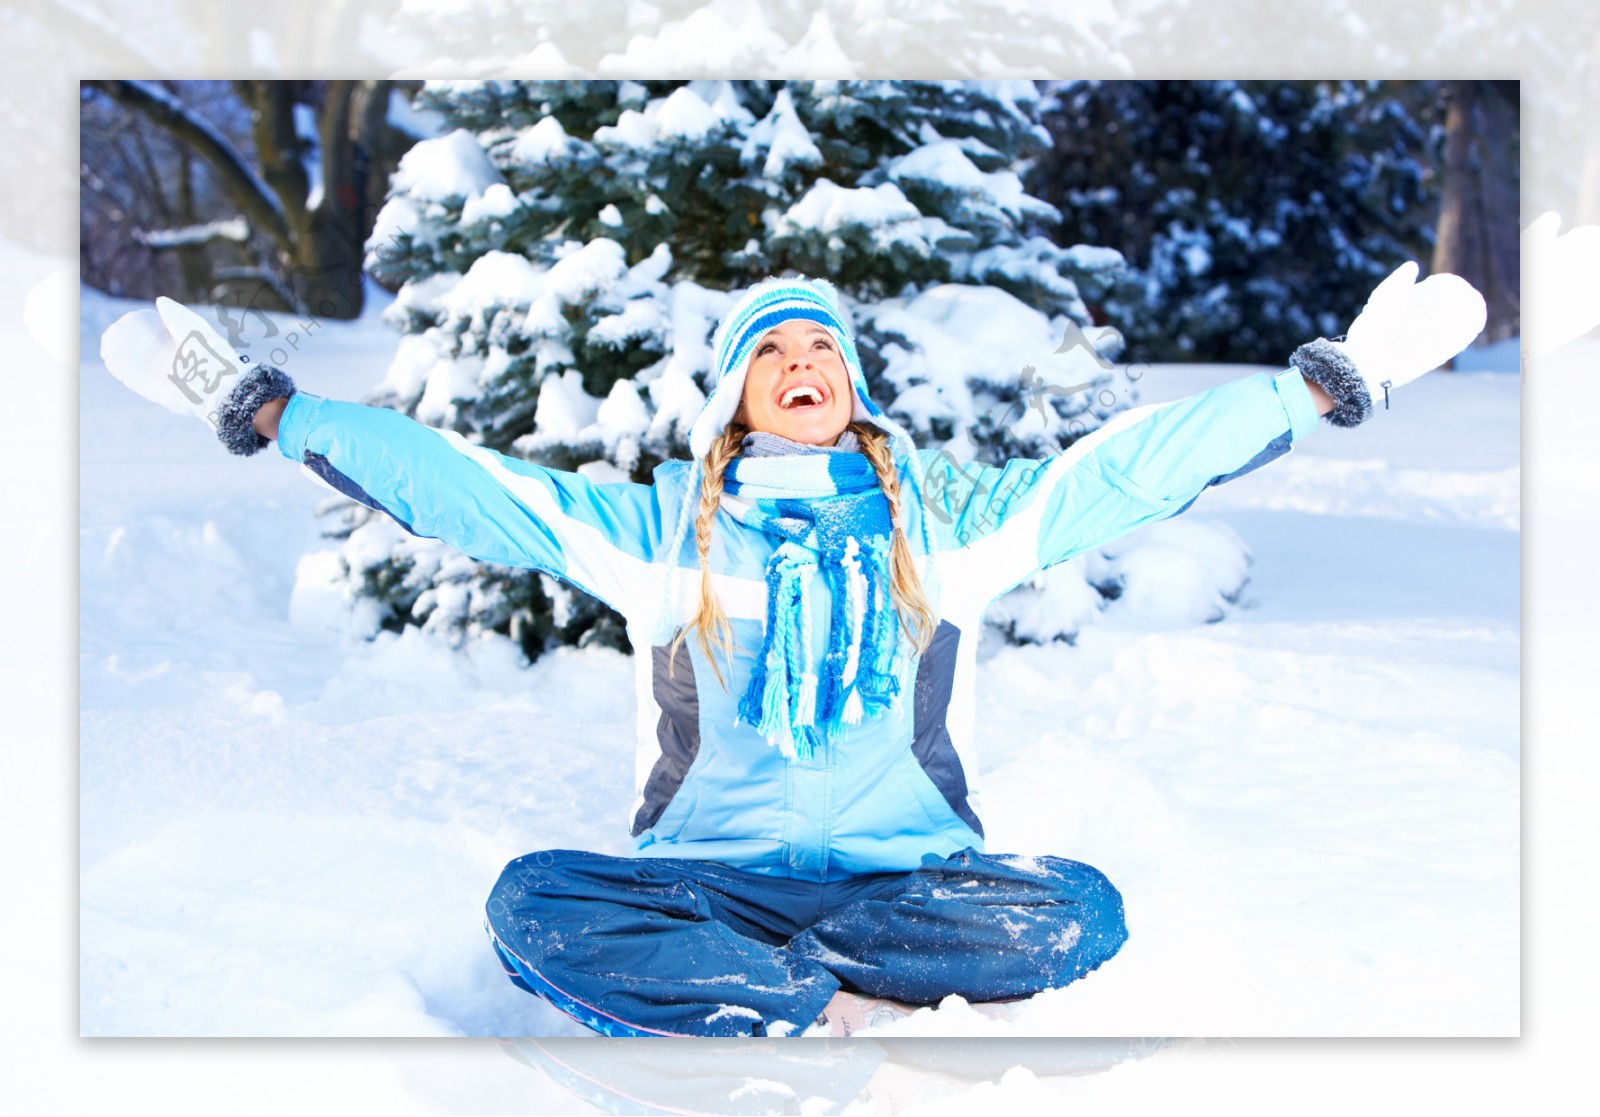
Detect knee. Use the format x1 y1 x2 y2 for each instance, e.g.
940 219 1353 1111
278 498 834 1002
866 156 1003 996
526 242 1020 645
1080 862 1126 916
1064 863 1129 963
1036 856 1122 906
1032 858 1128 945
486 849 575 915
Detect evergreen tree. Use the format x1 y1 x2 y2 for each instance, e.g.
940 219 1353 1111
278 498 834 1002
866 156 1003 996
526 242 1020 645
311 79 1129 659
1032 80 1441 364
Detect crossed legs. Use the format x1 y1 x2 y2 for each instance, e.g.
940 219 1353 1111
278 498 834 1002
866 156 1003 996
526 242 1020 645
484 847 1128 1037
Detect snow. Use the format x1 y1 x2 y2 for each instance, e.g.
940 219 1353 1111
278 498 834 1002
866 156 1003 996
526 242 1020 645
587 297 670 350
779 179 923 237
507 114 576 167
459 182 518 225
439 251 543 317
782 10 855 78
590 82 752 152
366 194 423 253
882 144 1060 244
292 102 324 211
135 217 250 248
79 283 1517 1042
891 140 992 193
1087 517 1255 626
389 128 503 203
412 349 483 430
539 236 629 303
654 85 723 140
593 108 656 150
747 86 825 177
386 86 446 140
529 368 602 443
596 380 652 438
870 282 1109 433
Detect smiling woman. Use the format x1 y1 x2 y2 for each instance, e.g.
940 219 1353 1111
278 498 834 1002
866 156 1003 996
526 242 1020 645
735 319 856 444
99 265 1484 1039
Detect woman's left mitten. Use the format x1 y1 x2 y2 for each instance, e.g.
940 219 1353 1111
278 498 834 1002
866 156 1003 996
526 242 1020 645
1289 262 1487 427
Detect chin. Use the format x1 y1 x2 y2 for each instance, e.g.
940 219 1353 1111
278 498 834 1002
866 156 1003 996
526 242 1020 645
787 424 848 446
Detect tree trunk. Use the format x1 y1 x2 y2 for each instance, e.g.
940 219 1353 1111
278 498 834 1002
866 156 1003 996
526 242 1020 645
237 79 391 319
173 145 212 302
1432 80 1520 346
298 80 371 319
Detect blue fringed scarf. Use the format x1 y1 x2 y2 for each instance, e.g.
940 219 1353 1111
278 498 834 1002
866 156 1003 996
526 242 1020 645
721 431 904 760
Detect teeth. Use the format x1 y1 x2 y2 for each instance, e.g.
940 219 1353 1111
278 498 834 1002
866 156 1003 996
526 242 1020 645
781 386 822 408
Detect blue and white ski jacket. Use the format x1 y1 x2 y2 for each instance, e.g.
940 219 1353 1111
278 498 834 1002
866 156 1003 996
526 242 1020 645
276 367 1321 881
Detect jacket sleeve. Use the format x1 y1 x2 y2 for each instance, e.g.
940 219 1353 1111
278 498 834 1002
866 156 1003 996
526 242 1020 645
915 367 1322 603
276 390 663 616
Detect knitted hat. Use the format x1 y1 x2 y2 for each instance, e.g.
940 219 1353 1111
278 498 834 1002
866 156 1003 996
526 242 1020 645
689 276 917 461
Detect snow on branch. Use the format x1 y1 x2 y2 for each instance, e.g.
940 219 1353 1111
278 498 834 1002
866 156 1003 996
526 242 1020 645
135 217 251 248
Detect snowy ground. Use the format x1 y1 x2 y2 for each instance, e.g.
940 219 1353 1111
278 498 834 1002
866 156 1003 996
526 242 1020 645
78 285 1519 1041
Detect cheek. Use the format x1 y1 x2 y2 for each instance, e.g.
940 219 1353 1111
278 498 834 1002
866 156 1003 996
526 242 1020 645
741 369 768 414
832 366 853 411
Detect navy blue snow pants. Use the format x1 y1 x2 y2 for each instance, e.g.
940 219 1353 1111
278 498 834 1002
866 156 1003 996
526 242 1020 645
483 847 1128 1038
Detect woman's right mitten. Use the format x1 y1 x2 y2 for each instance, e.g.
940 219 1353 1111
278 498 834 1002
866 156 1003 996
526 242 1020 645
99 296 295 456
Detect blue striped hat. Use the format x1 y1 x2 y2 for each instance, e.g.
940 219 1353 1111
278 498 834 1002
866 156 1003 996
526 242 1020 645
689 276 916 461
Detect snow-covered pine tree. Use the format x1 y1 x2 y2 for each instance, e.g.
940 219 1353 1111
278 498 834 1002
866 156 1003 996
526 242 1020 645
1033 80 1439 364
309 79 1129 659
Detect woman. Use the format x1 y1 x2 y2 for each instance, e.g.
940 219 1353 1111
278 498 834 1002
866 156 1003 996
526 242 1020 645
101 267 1484 1037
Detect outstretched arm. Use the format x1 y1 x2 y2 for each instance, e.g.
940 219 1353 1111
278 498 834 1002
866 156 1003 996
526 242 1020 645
916 365 1326 603
917 262 1480 604
99 296 668 619
268 384 663 619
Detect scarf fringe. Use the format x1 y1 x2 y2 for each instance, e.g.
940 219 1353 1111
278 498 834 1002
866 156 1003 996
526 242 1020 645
723 451 906 759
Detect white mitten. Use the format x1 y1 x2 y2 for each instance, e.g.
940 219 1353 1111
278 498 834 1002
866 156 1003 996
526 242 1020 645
1290 262 1487 427
99 296 295 455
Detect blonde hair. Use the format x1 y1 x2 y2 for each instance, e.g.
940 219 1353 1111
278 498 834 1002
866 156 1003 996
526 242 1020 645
667 421 938 689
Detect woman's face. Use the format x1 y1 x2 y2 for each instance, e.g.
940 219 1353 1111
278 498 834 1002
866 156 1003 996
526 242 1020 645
735 318 855 446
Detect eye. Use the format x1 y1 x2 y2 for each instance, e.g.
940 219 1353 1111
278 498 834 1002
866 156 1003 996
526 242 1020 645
814 338 834 350
755 341 777 356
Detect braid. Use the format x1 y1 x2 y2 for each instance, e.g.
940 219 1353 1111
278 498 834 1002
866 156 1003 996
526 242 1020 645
667 419 936 685
667 421 748 689
851 423 938 655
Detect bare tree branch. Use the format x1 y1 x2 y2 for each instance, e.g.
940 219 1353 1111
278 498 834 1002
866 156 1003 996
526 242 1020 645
84 79 292 249
238 79 310 231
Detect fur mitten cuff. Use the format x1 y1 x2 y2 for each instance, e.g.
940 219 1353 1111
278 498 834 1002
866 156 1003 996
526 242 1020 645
216 364 296 456
1290 338 1371 428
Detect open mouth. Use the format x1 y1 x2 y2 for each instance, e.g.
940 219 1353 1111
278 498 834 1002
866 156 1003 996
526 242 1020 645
778 383 828 410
